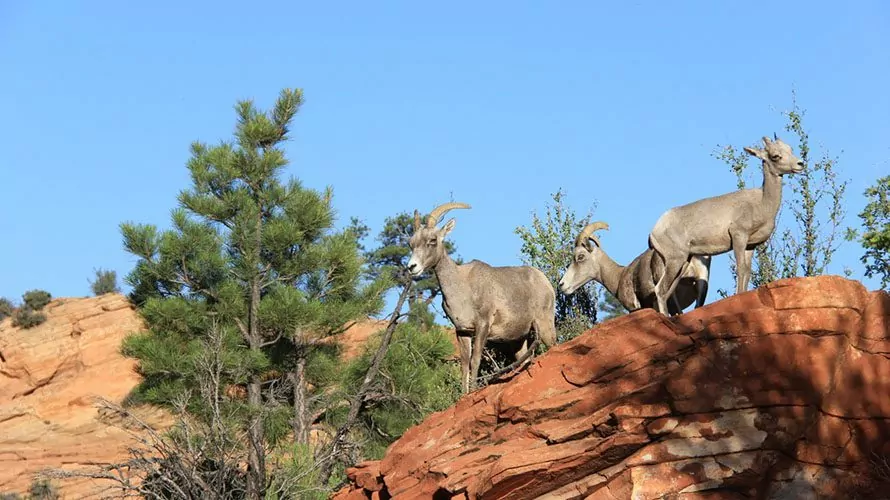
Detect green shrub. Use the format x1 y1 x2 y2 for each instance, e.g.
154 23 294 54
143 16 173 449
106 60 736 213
0 492 22 500
12 308 47 329
22 290 52 311
28 479 58 500
0 297 13 321
267 444 329 500
89 268 120 296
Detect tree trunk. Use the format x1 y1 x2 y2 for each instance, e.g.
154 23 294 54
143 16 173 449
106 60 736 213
290 355 309 444
246 375 265 499
245 214 266 500
318 283 413 483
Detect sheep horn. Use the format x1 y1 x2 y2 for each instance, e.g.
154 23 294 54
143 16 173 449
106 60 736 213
575 221 610 249
413 210 422 231
427 202 471 228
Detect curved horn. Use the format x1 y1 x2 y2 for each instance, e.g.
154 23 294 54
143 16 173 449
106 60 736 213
575 221 610 249
426 202 471 228
413 210 422 231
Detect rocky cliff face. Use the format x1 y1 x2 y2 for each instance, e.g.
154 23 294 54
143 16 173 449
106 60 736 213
0 294 170 498
333 276 890 499
0 295 403 498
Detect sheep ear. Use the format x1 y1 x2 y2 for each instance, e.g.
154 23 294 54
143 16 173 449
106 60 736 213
441 218 457 236
744 146 766 160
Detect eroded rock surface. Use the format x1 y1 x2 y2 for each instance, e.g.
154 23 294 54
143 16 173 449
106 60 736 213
333 276 890 499
0 294 169 498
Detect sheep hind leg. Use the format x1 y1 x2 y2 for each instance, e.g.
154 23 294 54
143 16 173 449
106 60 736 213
513 338 534 371
668 294 683 316
695 279 709 308
533 315 557 348
649 233 687 316
458 336 472 393
654 258 686 316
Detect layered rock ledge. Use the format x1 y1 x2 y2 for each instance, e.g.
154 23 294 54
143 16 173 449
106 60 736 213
333 276 890 499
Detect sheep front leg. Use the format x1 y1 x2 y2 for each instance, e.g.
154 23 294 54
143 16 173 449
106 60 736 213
741 249 754 291
468 323 491 391
458 335 472 393
730 230 751 295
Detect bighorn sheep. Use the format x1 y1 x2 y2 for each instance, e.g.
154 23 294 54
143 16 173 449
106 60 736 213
558 222 711 316
648 134 804 314
406 202 557 393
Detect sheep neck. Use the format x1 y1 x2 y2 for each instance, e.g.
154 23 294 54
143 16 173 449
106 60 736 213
433 253 469 314
760 162 784 220
596 250 624 296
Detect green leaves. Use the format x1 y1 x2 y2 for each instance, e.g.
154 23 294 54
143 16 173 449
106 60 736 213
856 175 890 288
121 222 160 259
514 188 599 338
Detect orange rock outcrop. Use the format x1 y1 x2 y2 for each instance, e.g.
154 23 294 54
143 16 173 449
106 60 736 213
333 276 890 499
0 294 170 498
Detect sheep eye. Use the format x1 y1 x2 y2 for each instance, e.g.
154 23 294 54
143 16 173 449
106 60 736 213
576 253 585 262
427 239 438 246
770 154 782 161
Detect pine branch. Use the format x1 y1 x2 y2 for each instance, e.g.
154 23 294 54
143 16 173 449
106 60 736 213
318 282 413 483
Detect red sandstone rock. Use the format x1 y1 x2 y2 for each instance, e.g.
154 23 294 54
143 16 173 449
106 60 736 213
332 276 890 499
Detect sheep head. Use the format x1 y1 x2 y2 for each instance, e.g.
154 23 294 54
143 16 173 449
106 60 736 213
743 135 805 177
558 221 609 295
407 202 471 277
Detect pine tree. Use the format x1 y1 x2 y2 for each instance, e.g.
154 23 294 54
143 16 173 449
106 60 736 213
515 189 599 342
120 88 387 498
598 290 627 321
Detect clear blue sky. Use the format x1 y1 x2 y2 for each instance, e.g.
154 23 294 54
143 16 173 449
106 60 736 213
2 1 888 313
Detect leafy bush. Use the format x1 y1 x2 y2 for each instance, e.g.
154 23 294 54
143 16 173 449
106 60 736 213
22 290 52 311
0 297 14 321
89 268 120 296
12 308 47 329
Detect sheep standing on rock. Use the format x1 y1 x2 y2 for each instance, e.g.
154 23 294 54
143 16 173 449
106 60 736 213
406 202 557 393
559 222 710 316
648 134 804 315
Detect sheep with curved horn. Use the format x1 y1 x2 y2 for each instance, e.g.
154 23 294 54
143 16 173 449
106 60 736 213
648 135 804 314
559 222 711 316
407 202 557 393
